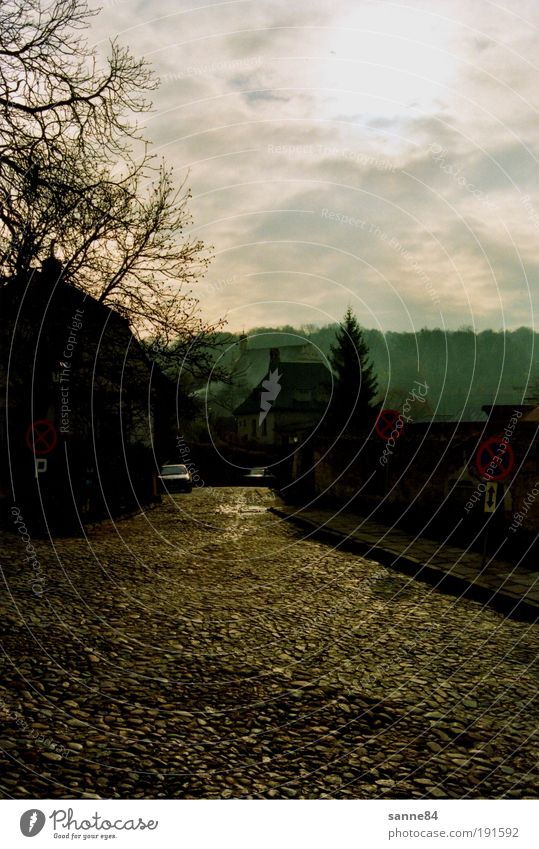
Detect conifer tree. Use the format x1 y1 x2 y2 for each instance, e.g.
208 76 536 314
326 307 378 435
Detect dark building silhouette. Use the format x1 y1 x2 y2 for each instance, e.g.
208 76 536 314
0 263 171 532
234 348 331 446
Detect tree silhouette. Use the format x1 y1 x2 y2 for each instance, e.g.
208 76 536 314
326 307 378 436
0 0 223 378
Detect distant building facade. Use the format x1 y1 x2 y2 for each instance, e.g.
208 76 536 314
234 348 331 446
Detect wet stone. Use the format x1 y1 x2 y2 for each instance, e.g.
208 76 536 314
0 487 537 799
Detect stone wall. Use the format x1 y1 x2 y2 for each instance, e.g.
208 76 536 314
311 425 539 534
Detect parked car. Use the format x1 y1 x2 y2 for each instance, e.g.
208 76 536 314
242 467 278 487
158 464 192 493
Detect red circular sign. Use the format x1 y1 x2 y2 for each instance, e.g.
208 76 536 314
375 409 404 441
475 435 515 481
25 419 58 455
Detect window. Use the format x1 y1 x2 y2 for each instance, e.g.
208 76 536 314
160 465 188 476
251 418 256 436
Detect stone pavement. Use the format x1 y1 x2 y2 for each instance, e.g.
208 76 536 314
271 505 539 622
1 487 538 799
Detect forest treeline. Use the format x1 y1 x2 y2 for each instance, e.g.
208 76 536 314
214 325 538 421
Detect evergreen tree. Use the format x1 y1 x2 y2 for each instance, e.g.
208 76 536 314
326 307 378 435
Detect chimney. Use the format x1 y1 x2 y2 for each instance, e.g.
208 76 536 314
269 347 280 371
41 241 63 284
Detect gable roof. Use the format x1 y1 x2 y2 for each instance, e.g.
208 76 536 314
234 361 331 416
0 269 166 394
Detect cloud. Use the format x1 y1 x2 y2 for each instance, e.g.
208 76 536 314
89 0 539 332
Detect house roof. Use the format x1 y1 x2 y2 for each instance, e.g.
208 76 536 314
234 361 330 416
482 403 534 419
0 268 168 392
520 405 539 422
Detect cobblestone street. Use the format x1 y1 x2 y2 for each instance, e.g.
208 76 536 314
1 487 538 799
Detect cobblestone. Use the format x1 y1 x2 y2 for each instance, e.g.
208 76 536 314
272 505 539 618
0 487 538 799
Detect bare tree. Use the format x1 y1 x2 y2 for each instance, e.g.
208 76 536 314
0 0 223 377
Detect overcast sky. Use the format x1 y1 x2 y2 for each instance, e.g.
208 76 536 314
90 0 539 334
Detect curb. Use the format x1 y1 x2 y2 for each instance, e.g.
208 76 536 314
270 508 539 624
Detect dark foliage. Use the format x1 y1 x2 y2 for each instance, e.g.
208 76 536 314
326 307 378 436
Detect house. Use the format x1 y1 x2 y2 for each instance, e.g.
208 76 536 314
0 260 170 531
234 348 331 446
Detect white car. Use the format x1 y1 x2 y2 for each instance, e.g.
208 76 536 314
158 464 192 493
